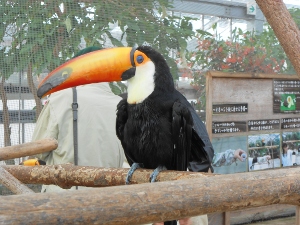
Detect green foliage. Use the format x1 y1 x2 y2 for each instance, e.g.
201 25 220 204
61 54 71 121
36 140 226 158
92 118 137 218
109 82 127 95
191 26 289 74
188 7 300 75
2 1 300 117
177 8 300 116
0 0 195 84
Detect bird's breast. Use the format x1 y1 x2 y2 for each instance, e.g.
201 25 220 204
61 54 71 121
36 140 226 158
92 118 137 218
124 102 174 168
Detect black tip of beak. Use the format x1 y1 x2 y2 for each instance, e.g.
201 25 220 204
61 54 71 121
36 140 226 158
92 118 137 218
121 68 136 81
37 83 53 98
37 67 72 98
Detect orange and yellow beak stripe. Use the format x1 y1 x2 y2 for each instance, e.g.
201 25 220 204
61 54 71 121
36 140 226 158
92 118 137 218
37 47 136 98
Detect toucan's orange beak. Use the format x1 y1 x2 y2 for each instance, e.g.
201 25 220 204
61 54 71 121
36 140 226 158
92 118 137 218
37 47 136 98
20 159 46 166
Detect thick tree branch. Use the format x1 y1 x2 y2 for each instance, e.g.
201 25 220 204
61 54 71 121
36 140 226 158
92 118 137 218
2 164 216 188
0 166 34 195
0 138 58 161
1 167 300 224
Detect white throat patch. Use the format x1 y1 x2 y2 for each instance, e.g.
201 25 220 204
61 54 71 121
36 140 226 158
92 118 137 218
127 61 155 104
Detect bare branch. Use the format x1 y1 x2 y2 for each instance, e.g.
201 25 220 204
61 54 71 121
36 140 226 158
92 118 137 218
0 166 34 195
1 167 300 224
2 164 216 188
0 138 58 161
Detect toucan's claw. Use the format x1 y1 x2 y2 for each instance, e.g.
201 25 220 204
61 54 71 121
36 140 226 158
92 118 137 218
126 163 144 184
150 165 167 183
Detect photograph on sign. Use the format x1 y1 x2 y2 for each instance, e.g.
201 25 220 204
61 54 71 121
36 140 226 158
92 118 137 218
248 133 280 171
281 131 300 167
211 136 248 174
273 79 300 113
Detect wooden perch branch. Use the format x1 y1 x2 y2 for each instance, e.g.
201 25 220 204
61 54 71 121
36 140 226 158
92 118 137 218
1 167 300 224
0 138 58 161
0 166 34 195
255 0 300 77
1 164 216 188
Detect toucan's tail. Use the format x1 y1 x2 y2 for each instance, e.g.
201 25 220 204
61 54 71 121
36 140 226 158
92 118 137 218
164 220 177 225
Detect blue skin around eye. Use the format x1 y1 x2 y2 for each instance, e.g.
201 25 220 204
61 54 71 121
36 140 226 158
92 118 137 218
136 55 144 64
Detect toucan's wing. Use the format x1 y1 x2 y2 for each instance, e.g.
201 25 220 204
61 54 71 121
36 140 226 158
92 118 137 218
189 107 214 172
176 91 214 172
172 101 193 171
189 128 212 172
116 98 127 141
116 98 134 166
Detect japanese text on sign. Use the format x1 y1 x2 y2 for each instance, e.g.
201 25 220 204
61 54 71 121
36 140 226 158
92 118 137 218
248 119 280 131
281 117 300 129
213 103 248 114
273 80 300 95
212 121 247 134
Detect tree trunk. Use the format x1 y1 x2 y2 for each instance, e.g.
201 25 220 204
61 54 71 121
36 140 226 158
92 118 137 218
1 164 216 188
255 0 300 77
0 75 14 165
27 63 43 119
0 138 58 161
1 167 300 224
0 76 11 147
0 166 34 195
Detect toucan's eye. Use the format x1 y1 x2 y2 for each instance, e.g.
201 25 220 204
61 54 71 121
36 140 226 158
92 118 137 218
136 55 144 64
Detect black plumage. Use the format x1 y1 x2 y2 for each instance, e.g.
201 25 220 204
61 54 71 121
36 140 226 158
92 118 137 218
116 45 214 175
116 46 214 225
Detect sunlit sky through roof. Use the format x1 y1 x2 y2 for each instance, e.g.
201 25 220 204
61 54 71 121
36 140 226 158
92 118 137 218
284 0 300 5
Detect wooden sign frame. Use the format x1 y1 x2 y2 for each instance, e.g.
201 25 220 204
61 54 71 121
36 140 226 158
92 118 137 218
206 71 300 140
205 71 300 225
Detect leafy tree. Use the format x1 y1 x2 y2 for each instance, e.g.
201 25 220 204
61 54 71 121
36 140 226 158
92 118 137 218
176 8 300 119
0 0 197 146
193 27 288 74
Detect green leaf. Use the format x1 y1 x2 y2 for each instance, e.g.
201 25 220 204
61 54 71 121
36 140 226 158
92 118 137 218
212 22 217 30
166 28 174 34
109 82 121 95
65 17 72 33
196 29 212 37
238 28 243 35
105 31 124 47
126 21 140 31
19 44 35 54
37 38 45 45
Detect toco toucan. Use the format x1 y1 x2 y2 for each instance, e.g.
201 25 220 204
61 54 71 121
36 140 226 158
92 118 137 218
37 46 214 225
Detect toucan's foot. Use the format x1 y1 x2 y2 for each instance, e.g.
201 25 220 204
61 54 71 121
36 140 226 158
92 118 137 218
126 163 144 184
150 165 167 183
